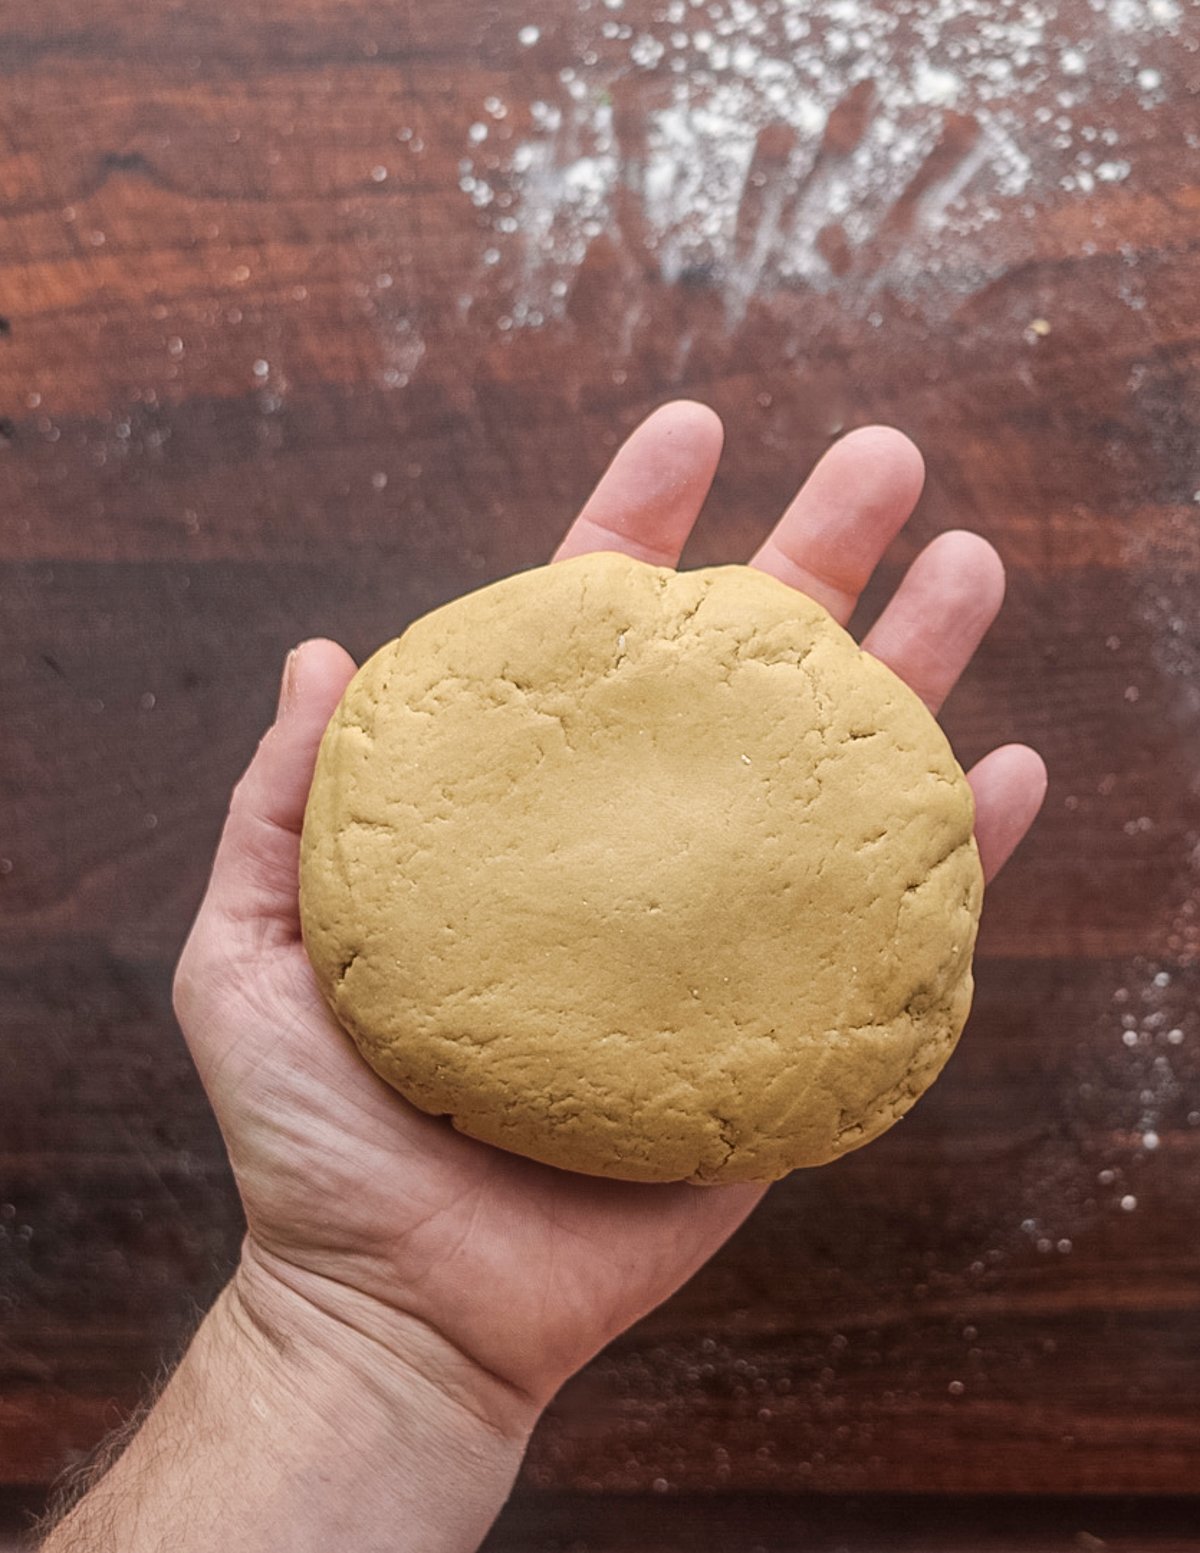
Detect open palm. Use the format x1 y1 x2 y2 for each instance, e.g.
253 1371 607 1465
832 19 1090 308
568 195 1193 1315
174 403 1046 1418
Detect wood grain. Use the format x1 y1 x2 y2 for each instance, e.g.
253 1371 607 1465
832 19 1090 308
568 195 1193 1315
4 1490 1200 1552
3 0 1200 1536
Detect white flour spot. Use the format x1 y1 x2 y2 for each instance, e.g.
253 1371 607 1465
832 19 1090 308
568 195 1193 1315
1108 0 1181 31
912 63 962 106
468 0 1185 321
1108 958 1193 1172
378 321 425 390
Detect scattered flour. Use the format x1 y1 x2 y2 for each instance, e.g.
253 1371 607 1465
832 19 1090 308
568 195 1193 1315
462 0 1189 318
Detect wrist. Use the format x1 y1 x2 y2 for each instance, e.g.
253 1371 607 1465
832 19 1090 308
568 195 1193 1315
42 1250 534 1553
196 1245 537 1552
230 1238 541 1451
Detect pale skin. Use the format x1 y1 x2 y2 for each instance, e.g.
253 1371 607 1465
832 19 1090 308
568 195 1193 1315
42 404 1046 1551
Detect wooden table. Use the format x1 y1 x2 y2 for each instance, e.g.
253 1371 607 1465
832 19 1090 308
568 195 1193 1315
3 0 1199 1544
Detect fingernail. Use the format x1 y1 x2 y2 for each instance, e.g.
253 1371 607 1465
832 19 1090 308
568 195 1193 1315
276 648 298 719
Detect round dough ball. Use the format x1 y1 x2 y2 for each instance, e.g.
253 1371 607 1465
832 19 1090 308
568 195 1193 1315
300 552 983 1184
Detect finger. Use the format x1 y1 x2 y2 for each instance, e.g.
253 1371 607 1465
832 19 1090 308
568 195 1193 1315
554 400 724 567
862 530 1006 713
203 638 357 937
751 426 925 623
969 744 1048 882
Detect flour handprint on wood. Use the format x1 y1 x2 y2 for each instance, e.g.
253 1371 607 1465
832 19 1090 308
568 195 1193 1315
460 0 1186 326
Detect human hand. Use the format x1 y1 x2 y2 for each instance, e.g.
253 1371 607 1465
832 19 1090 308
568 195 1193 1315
174 402 1046 1444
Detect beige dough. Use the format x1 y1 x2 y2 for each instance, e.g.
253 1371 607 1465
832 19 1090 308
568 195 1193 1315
300 552 983 1184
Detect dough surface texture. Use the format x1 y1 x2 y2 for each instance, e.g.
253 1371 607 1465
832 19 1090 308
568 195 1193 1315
300 552 983 1183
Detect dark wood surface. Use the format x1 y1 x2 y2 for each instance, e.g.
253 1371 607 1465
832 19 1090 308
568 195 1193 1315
3 0 1200 1543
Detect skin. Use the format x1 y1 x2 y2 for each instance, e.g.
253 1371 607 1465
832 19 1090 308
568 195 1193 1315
42 405 1046 1552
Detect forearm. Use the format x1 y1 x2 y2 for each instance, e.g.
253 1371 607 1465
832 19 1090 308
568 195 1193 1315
41 1253 536 1553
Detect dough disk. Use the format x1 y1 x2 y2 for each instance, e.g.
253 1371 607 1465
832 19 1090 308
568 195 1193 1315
300 552 983 1183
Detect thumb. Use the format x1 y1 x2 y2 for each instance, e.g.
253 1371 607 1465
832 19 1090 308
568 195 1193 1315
199 638 356 940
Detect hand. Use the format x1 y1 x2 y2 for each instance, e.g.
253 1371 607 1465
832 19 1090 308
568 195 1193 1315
174 403 1046 1438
